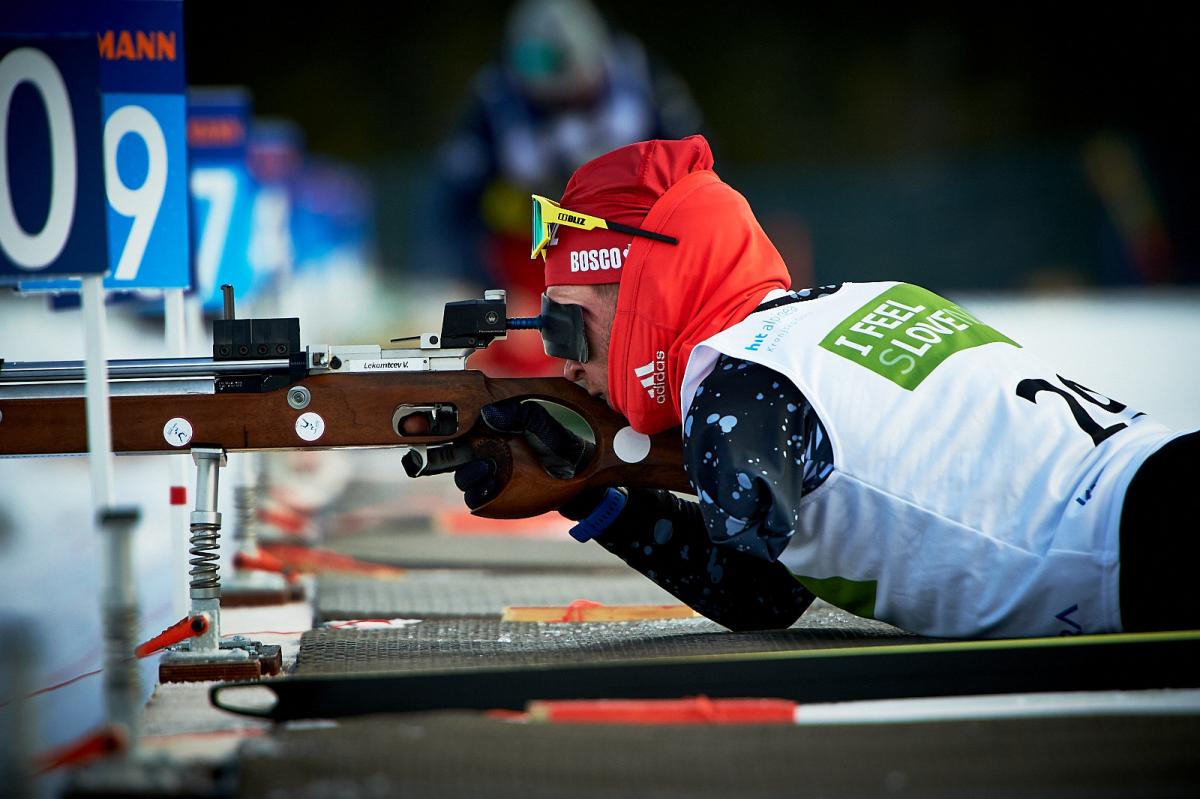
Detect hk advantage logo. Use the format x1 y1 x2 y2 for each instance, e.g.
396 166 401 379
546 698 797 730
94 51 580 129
633 351 667 405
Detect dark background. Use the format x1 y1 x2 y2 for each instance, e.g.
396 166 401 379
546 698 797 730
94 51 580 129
183 2 1199 290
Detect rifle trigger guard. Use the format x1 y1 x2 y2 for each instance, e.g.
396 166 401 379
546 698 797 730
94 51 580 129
392 404 459 438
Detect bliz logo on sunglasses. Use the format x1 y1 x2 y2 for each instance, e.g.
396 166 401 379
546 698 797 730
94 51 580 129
570 248 624 272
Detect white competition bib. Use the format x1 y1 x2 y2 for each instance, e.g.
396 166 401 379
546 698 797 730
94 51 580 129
682 282 1175 637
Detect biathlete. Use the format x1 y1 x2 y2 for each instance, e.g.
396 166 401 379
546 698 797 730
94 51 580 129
432 135 1198 638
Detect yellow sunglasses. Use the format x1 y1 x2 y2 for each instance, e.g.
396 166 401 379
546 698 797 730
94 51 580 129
530 194 679 260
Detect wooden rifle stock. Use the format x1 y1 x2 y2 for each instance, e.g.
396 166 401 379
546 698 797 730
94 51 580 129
0 370 690 519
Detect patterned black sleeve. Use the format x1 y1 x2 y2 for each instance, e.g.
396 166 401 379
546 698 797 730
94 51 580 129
561 288 839 630
683 354 834 563
577 487 815 631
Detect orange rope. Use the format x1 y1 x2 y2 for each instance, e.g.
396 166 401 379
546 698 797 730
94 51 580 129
556 599 606 622
0 668 103 709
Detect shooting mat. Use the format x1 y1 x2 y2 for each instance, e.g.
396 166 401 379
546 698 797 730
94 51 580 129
297 601 913 675
314 570 687 621
233 710 1200 799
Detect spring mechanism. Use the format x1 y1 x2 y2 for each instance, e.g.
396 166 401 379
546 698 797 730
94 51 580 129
234 484 257 546
188 521 221 597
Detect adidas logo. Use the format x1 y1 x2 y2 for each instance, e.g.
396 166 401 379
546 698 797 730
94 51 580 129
633 351 668 404
634 361 656 396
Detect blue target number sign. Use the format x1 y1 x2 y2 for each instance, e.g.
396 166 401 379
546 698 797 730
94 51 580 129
5 0 189 292
187 88 257 311
96 90 187 288
0 37 109 282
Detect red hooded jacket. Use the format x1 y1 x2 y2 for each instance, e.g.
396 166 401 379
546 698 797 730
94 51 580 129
545 136 791 434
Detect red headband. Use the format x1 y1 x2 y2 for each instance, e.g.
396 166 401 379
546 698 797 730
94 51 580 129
543 135 714 287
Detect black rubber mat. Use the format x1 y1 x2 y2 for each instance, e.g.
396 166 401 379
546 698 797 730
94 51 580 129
233 710 1200 799
327 529 625 571
216 631 1200 721
314 570 687 621
295 610 915 675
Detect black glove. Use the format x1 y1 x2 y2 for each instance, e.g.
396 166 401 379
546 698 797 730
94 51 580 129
453 398 599 512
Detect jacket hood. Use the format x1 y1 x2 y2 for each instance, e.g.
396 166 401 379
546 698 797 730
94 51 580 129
544 135 713 286
607 168 790 433
542 135 790 435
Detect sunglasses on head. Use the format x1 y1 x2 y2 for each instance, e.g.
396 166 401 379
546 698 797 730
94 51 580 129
530 194 678 260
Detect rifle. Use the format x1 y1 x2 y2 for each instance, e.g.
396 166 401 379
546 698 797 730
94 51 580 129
0 288 689 519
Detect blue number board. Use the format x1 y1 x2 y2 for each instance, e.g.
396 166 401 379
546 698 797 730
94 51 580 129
6 0 190 292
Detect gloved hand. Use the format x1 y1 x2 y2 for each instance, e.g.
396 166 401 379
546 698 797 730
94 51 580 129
452 398 599 512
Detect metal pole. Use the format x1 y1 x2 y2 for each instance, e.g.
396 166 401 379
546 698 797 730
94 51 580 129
164 289 187 353
81 273 138 748
83 277 141 750
164 289 190 620
185 292 207 358
81 276 115 508
0 620 35 799
99 507 141 751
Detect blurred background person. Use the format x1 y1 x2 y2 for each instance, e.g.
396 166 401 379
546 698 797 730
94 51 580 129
432 0 703 375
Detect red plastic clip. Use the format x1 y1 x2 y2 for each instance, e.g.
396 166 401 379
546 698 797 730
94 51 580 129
234 549 297 583
258 505 311 537
37 725 125 773
135 614 209 658
258 542 405 577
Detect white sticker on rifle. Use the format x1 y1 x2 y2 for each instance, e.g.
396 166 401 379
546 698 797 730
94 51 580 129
163 418 193 448
295 412 325 442
344 358 430 372
613 426 651 464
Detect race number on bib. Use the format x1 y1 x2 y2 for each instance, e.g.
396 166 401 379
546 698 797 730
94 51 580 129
819 283 1018 390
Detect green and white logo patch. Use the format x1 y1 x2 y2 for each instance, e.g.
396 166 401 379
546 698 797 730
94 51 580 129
819 284 1018 390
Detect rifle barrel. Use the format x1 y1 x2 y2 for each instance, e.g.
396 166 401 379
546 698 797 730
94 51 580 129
0 357 292 383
